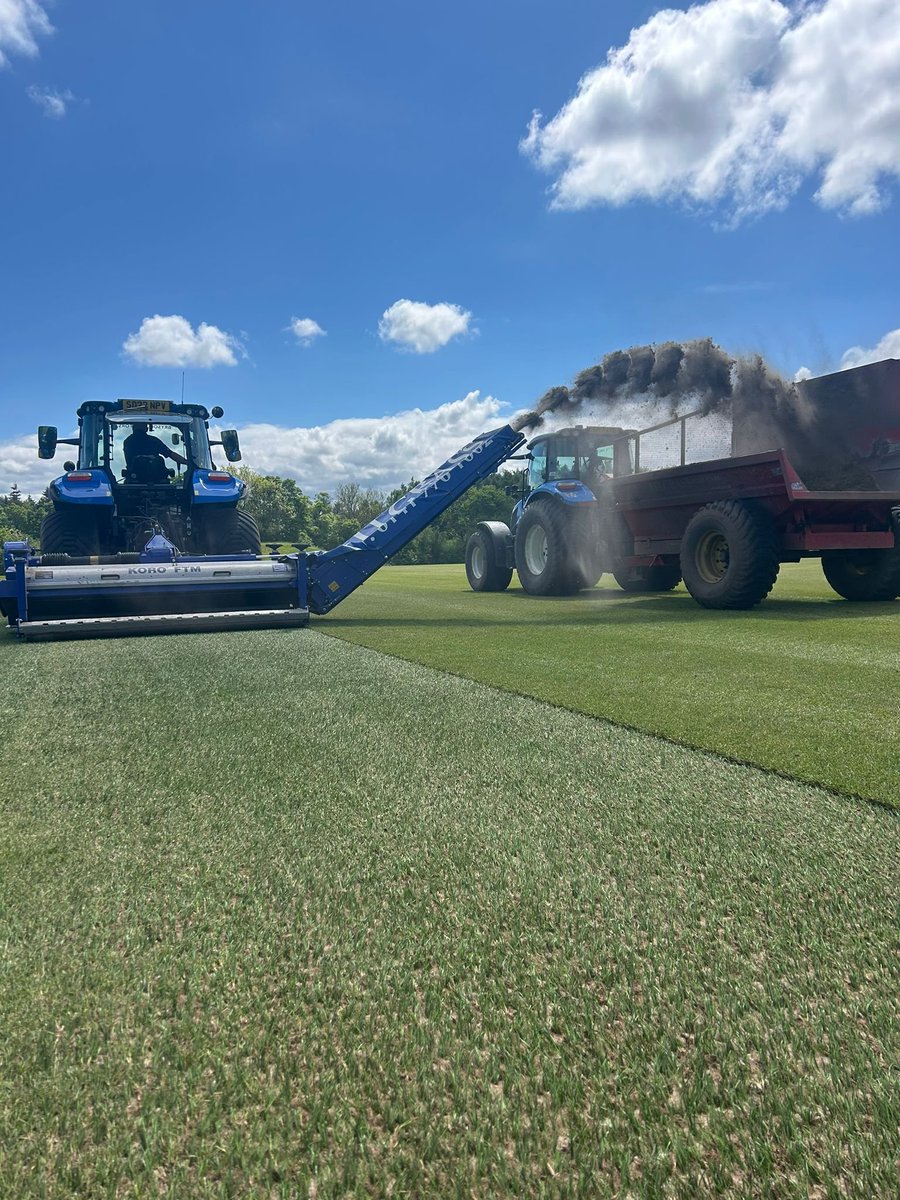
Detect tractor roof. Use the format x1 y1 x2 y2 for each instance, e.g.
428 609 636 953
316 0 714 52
527 424 637 448
77 399 212 420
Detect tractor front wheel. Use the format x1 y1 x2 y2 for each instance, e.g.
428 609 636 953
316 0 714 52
680 500 779 609
821 548 900 601
465 527 513 592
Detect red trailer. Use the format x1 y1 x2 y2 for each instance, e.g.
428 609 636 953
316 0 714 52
612 447 900 607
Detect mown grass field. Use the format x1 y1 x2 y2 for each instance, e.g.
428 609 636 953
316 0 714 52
322 560 900 807
0 565 897 1197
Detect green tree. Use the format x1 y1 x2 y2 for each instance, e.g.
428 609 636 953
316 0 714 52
231 467 313 545
0 486 51 543
309 493 338 550
331 482 388 544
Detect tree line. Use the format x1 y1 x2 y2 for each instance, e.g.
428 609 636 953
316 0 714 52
230 467 519 563
0 484 50 545
0 471 521 563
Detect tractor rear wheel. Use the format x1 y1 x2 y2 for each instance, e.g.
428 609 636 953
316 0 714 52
680 500 779 609
821 548 900 601
514 502 588 596
203 509 262 555
465 527 512 592
613 564 682 593
40 511 101 557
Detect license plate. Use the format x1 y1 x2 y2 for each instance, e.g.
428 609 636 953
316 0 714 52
122 398 172 413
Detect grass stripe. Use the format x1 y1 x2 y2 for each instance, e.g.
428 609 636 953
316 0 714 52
317 561 900 807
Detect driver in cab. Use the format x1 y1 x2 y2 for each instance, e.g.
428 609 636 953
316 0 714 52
123 422 187 476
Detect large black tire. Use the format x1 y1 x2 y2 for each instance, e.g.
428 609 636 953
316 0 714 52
514 501 590 596
203 508 262 555
821 548 900 601
465 527 512 592
613 564 682 593
40 510 101 557
680 500 779 610
567 509 604 589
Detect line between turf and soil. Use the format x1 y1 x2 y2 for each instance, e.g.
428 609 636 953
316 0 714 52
317 626 899 816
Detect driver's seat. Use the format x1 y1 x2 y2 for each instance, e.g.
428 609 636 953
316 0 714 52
123 455 172 484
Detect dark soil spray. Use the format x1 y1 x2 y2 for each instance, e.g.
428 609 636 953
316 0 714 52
512 339 878 490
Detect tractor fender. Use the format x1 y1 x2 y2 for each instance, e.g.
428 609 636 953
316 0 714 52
523 480 598 508
474 520 514 569
190 468 246 504
50 470 114 507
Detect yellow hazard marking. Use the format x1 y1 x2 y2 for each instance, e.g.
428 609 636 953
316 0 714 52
328 580 340 592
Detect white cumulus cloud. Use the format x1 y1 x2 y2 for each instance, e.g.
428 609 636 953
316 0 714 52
522 0 900 222
0 431 76 497
840 327 900 370
288 316 326 345
794 325 900 378
0 0 52 66
123 314 242 368
27 84 74 118
378 299 473 354
234 390 507 494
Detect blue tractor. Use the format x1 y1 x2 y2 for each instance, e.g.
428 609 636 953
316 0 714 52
37 398 261 557
464 424 681 596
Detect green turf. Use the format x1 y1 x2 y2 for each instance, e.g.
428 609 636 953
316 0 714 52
0 631 897 1197
318 560 900 807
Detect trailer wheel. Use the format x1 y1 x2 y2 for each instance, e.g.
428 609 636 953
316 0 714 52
680 501 779 609
465 527 512 592
613 564 682 593
514 501 584 596
39 511 100 557
821 548 900 601
203 509 262 555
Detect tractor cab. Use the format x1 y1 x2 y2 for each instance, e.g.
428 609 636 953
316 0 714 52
72 400 240 486
525 425 636 491
36 399 250 556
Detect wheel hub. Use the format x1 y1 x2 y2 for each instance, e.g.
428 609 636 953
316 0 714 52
695 531 729 583
524 525 548 575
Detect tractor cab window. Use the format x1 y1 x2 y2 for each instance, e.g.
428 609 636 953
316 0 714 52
79 411 104 469
106 418 185 483
546 441 578 481
580 443 615 485
527 443 547 489
104 414 213 482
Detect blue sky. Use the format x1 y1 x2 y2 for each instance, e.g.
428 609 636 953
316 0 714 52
1 0 898 494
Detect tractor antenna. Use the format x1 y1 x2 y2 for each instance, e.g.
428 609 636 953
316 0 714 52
181 372 185 402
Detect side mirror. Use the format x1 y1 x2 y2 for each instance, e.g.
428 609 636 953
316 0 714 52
221 429 242 462
505 483 519 496
211 406 224 419
38 426 58 459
